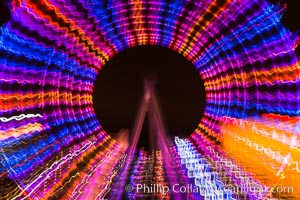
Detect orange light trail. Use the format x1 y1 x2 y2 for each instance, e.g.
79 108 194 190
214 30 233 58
0 122 44 140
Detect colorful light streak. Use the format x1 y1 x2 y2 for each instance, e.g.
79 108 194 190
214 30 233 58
0 0 299 199
175 137 235 199
0 122 44 140
221 115 300 199
0 114 42 122
127 150 170 199
190 131 270 199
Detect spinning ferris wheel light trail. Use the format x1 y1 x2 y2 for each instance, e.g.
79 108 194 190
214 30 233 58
0 0 299 199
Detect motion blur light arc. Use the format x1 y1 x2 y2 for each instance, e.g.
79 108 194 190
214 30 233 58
0 0 299 199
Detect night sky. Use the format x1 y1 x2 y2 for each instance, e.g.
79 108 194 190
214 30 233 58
93 45 206 144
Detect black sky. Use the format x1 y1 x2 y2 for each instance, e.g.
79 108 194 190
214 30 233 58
93 45 206 140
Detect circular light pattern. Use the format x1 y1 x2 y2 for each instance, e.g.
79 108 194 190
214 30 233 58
0 0 299 199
